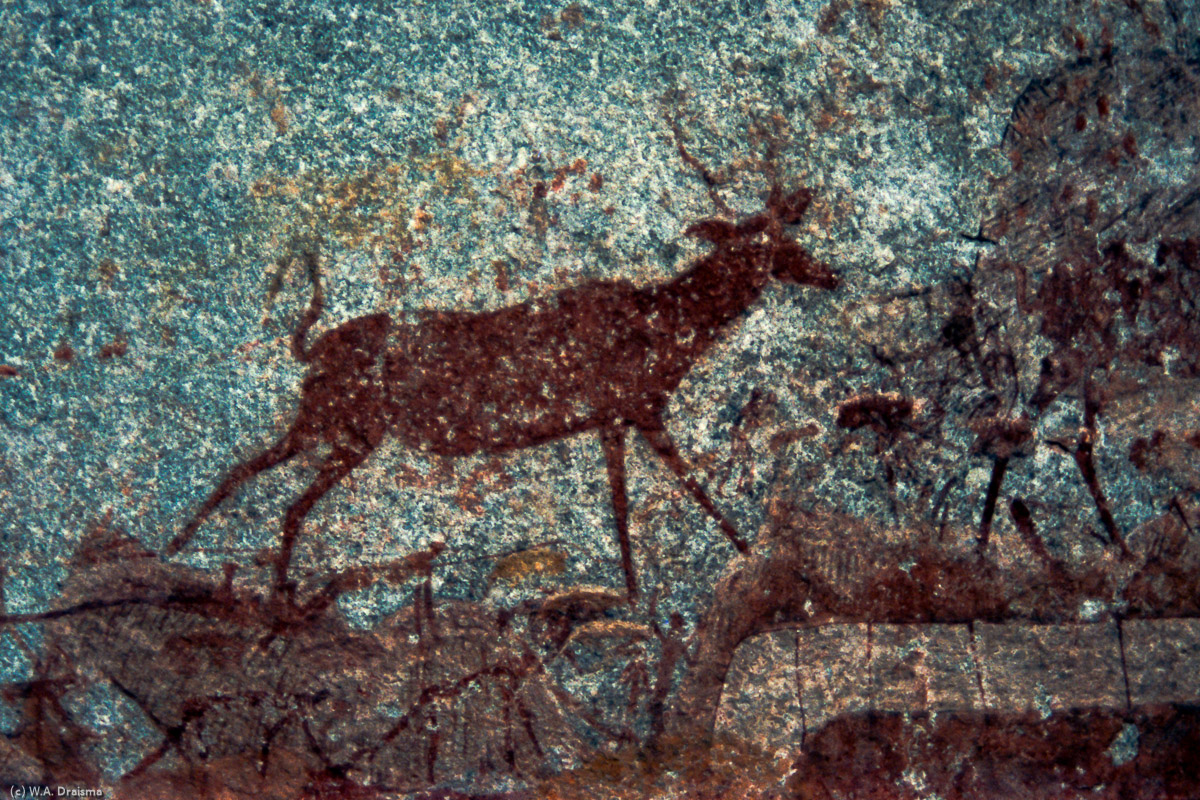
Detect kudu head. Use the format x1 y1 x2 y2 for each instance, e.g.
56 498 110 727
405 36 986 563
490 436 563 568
684 186 839 290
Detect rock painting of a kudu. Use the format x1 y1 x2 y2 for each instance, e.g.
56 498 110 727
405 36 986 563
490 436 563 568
168 186 837 605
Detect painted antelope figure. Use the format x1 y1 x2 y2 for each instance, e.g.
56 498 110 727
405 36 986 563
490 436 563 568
167 185 837 604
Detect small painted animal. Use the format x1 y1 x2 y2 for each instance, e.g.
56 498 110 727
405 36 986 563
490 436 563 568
167 185 837 603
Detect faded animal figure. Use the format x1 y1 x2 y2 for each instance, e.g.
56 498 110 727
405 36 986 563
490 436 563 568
167 186 837 604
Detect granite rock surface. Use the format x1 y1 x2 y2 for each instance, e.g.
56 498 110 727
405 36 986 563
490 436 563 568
2 0 1199 797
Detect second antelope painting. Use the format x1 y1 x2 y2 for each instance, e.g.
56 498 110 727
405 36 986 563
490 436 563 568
168 180 838 605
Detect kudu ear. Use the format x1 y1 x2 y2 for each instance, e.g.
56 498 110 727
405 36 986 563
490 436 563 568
685 219 740 244
768 187 813 224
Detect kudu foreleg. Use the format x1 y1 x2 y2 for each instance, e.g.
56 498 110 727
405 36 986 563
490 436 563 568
637 425 750 555
600 425 638 602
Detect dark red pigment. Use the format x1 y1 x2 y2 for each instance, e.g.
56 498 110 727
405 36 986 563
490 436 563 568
0 523 586 796
1024 239 1199 555
167 188 837 604
835 393 913 435
971 416 1033 550
98 336 128 360
788 705 1200 799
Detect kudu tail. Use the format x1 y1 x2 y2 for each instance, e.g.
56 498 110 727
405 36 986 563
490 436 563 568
290 248 325 364
168 248 323 557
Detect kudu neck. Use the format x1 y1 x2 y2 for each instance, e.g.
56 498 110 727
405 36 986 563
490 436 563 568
657 238 775 340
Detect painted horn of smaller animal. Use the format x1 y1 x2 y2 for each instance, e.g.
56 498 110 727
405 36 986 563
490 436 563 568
768 187 813 224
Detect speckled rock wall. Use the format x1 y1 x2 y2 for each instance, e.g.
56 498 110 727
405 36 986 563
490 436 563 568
2 1 1198 797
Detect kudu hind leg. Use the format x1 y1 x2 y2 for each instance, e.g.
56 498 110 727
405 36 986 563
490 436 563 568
166 432 307 556
600 425 638 603
275 447 369 599
637 425 750 555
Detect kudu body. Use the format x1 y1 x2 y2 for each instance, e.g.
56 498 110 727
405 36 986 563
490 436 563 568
167 186 837 602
